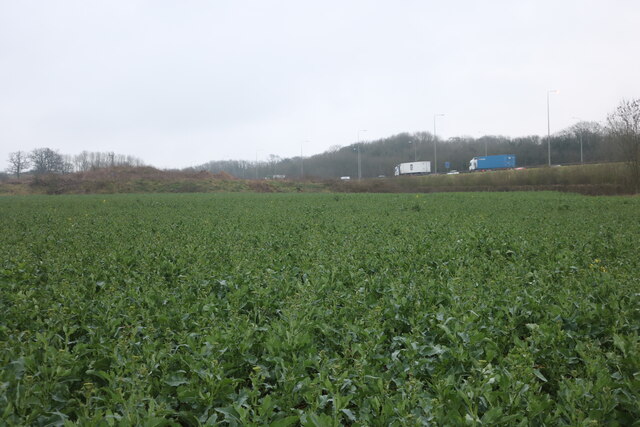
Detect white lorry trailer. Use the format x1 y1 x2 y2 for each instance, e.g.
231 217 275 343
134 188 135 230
394 161 431 176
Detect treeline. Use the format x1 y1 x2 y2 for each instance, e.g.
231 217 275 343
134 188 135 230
5 148 144 178
5 100 635 183
193 121 614 179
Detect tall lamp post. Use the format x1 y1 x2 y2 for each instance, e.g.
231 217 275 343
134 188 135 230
547 89 559 166
433 114 444 173
571 117 584 164
479 133 487 156
301 140 308 179
408 139 417 161
357 129 367 180
255 150 260 180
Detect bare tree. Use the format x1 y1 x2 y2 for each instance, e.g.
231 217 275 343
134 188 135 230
7 151 31 178
562 121 603 164
71 150 144 171
74 151 91 172
30 148 65 175
89 151 104 169
127 155 144 167
607 98 640 191
61 154 74 174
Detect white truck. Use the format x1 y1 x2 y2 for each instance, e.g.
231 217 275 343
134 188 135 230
394 161 431 176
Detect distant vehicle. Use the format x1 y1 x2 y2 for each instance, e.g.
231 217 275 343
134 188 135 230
394 161 431 176
340 176 351 180
377 175 386 178
469 154 516 171
447 170 459 175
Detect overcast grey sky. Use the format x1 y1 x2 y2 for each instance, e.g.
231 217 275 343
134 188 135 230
1 1 639 169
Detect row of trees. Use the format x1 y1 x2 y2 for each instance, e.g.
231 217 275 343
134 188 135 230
5 100 638 187
6 149 144 178
195 99 639 182
194 121 611 179
607 99 640 191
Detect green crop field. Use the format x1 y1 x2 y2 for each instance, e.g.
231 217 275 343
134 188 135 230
1 192 639 425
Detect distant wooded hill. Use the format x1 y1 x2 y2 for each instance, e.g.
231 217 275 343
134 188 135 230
193 122 616 179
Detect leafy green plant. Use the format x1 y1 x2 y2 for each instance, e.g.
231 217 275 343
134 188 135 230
1 192 639 424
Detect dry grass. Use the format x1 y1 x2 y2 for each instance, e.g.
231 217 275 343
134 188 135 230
2 163 636 196
329 163 637 195
4 167 247 195
1 166 327 195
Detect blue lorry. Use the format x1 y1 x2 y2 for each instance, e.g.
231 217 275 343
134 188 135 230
469 154 516 171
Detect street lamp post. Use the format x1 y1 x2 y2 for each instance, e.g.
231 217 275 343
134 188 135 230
357 129 367 180
357 146 361 180
301 140 308 179
255 150 260 180
547 89 559 166
578 132 583 165
409 139 417 161
571 117 584 164
433 114 444 173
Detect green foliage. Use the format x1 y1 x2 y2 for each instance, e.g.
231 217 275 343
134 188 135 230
1 192 639 424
